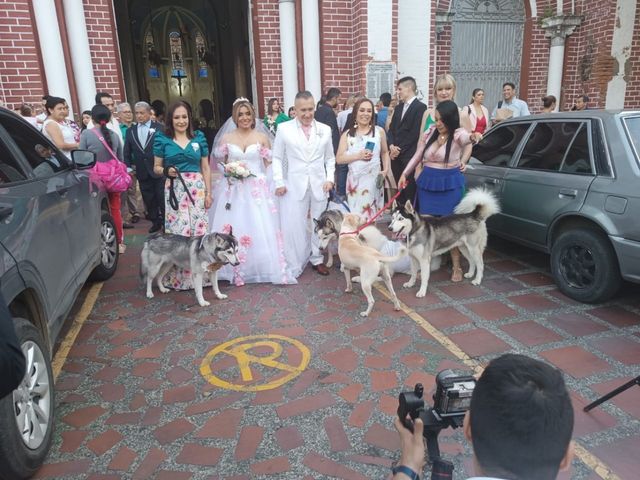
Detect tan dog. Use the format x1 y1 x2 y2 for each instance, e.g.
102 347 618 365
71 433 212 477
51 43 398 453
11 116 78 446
338 213 406 316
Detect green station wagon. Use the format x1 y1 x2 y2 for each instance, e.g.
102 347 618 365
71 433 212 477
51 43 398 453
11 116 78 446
466 110 640 303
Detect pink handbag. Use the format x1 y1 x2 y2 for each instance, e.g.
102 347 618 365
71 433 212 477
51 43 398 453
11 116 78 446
89 129 132 193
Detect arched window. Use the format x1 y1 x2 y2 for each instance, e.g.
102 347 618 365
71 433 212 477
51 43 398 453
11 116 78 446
195 30 208 78
169 31 186 78
145 30 160 78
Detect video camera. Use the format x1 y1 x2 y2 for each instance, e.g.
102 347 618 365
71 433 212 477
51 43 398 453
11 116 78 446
397 369 476 478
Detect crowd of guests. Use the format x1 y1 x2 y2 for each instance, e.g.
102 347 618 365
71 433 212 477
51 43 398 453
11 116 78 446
10 76 595 286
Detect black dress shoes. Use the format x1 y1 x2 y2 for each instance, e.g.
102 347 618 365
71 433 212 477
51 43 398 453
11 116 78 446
123 222 134 229
148 223 162 234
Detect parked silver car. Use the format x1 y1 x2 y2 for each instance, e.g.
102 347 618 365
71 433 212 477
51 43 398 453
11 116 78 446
465 110 640 303
0 108 118 479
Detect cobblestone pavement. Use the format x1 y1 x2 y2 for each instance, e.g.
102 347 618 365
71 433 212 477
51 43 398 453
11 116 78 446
37 221 640 479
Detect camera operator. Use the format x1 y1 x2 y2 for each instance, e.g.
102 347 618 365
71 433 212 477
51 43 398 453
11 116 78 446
394 354 575 480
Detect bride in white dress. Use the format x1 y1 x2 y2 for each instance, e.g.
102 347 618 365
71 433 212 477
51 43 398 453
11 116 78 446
209 98 296 285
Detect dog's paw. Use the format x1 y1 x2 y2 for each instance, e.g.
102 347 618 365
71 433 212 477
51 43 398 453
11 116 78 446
146 292 154 299
198 300 211 307
464 272 474 279
216 293 228 300
344 287 353 293
403 281 415 288
471 278 481 286
359 311 369 317
351 276 361 283
159 286 170 294
393 302 401 311
416 290 427 298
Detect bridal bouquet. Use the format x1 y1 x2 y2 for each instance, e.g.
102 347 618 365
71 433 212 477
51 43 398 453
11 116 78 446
220 161 255 181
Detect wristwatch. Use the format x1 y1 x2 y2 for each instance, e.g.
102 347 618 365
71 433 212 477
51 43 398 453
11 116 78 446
392 465 420 480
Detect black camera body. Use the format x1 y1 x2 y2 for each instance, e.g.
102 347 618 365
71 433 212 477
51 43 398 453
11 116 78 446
397 369 476 475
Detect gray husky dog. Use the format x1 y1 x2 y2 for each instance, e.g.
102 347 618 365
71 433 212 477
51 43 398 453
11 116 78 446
140 232 240 307
388 188 500 297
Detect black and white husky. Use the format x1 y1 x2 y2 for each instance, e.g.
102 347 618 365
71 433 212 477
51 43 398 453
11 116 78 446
388 188 500 297
140 232 240 307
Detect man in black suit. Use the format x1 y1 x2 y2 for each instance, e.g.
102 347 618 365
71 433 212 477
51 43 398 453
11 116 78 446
387 76 427 204
124 101 164 233
315 87 345 197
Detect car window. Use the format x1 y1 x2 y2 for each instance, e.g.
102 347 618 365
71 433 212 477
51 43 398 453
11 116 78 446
517 122 584 172
470 123 529 167
0 115 69 178
623 116 640 166
560 123 593 174
0 139 29 184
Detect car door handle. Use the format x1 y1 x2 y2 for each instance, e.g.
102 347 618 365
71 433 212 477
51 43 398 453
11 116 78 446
559 189 577 199
0 204 13 222
484 178 499 185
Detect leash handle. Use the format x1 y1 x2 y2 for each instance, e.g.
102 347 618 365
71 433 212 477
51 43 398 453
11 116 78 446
339 185 404 236
168 166 196 211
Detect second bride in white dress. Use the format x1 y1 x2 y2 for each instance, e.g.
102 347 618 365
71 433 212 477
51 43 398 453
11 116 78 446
209 98 296 286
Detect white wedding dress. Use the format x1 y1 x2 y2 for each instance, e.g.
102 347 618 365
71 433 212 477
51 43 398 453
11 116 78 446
209 143 296 285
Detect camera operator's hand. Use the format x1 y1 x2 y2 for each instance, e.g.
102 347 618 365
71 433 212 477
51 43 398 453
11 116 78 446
393 415 426 479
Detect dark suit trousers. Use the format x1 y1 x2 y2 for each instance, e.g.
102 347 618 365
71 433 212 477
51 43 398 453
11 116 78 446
391 156 416 206
139 176 165 226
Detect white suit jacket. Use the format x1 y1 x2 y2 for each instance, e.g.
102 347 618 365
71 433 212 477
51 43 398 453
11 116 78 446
272 119 336 201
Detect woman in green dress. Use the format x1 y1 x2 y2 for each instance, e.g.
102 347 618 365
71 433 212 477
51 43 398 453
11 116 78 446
263 98 290 135
153 101 212 290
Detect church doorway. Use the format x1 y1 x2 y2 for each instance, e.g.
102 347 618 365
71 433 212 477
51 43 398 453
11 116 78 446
113 0 254 128
450 0 525 111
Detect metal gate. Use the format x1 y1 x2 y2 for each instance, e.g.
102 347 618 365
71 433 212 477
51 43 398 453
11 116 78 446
451 0 525 112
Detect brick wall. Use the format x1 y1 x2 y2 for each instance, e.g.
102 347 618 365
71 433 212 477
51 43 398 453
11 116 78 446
254 0 283 113
320 0 356 96
623 3 640 109
561 0 616 110
352 0 368 96
521 8 550 113
0 1 45 110
83 0 124 102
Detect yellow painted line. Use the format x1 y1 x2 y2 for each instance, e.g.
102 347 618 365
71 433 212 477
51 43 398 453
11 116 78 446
200 334 310 392
374 284 621 480
52 282 103 381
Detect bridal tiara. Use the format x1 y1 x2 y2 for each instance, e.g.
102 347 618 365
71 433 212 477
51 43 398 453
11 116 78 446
233 97 250 106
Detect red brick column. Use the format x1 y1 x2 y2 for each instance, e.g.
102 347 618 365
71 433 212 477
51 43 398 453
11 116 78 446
0 1 46 109
83 0 124 101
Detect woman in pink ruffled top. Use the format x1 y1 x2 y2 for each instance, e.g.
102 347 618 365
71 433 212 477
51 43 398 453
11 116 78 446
208 98 296 286
399 100 473 282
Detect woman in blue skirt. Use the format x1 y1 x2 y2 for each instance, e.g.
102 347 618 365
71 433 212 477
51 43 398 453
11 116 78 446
399 100 473 282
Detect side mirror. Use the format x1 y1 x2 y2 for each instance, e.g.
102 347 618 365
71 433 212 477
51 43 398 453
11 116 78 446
71 149 96 169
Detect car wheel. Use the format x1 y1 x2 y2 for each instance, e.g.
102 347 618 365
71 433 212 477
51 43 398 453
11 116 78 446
89 211 119 281
0 318 55 480
550 228 622 303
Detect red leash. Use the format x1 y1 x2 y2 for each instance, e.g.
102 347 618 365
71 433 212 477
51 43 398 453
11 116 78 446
339 186 405 236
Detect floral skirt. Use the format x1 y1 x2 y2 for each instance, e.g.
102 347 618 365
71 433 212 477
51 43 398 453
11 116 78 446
162 172 210 290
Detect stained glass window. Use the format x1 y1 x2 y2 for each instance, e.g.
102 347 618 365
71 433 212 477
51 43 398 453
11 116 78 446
145 30 160 78
195 30 208 78
169 31 186 78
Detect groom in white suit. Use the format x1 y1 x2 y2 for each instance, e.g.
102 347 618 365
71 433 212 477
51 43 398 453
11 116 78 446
272 91 336 276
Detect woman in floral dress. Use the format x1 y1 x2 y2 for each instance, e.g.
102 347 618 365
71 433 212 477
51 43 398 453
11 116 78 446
153 101 212 290
336 97 391 222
